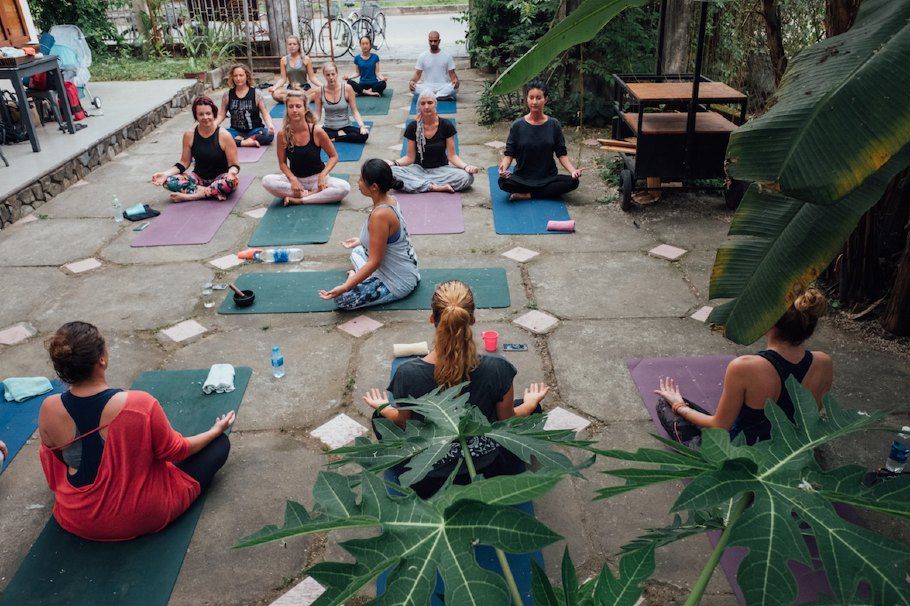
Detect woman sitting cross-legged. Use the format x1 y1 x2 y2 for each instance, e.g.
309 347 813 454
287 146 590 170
261 89 351 205
319 159 418 310
38 322 235 541
655 288 834 446
345 36 388 96
313 62 370 144
268 35 321 103
217 64 276 148
362 280 550 499
151 96 239 202
498 79 582 201
389 90 480 193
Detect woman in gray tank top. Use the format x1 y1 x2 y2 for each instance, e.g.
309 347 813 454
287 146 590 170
320 159 419 310
269 35 321 104
314 63 369 144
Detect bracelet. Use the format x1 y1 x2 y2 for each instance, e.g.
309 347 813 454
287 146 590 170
229 164 240 174
174 162 187 173
392 159 399 166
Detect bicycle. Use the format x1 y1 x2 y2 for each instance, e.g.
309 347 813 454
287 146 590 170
345 1 385 50
297 4 317 54
297 2 354 58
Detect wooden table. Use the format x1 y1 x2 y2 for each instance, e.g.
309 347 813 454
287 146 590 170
0 55 75 153
625 82 747 104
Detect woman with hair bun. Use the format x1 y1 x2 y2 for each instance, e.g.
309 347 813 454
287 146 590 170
38 322 235 541
361 280 550 498
655 288 834 445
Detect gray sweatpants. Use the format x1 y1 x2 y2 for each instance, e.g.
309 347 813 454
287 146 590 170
391 165 473 194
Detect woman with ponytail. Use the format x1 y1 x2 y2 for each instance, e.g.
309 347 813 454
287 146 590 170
655 288 834 445
361 280 550 498
262 89 350 205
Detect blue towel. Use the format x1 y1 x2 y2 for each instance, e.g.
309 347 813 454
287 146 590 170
3 377 53 403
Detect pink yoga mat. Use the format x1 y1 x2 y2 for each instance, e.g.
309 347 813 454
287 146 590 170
237 145 270 163
394 191 464 235
132 175 254 247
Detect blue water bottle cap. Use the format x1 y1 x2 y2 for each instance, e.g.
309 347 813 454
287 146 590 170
272 346 279 352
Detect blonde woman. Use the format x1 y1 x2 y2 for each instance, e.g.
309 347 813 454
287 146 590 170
261 90 350 205
313 62 369 143
217 64 275 147
268 35 321 103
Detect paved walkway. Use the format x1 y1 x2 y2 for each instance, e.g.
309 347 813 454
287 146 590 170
0 59 907 605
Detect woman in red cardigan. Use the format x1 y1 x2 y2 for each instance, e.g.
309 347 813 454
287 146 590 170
38 322 235 541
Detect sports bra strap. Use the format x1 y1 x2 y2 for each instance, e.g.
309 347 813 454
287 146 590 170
49 422 112 452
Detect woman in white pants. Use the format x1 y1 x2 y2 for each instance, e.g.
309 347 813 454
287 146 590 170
389 90 480 194
262 90 350 205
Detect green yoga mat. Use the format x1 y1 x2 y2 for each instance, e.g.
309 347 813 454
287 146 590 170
356 88 394 115
218 268 510 314
0 368 252 606
248 174 347 246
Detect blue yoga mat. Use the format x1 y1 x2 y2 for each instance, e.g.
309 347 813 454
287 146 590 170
0 380 65 472
268 100 316 119
400 119 459 157
322 121 373 163
409 95 457 115
487 167 572 235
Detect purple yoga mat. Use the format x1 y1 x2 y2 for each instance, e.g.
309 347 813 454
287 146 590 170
132 174 254 247
394 191 465 235
627 356 863 605
237 145 270 163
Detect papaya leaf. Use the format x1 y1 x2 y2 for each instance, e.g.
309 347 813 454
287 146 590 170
529 546 653 606
618 510 726 554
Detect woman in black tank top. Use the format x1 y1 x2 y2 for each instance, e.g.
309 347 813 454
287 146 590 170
655 289 834 446
151 96 240 202
216 64 276 148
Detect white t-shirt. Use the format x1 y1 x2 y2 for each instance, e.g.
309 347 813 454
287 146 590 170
416 50 455 85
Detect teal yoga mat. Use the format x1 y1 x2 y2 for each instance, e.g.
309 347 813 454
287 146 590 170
248 174 347 246
218 268 510 314
322 121 372 163
0 380 64 472
356 89 393 115
409 95 456 114
0 368 252 606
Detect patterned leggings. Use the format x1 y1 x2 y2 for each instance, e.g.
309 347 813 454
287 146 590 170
165 172 237 198
333 245 399 310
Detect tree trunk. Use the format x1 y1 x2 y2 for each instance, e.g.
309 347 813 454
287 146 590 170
760 0 788 86
267 0 293 57
825 0 861 37
882 234 910 336
661 0 692 74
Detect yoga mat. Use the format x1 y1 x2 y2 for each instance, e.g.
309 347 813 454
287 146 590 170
0 380 64 473
0 368 252 606
400 119 459 157
394 191 464 235
409 95 456 115
488 167 572 235
249 201 339 246
322 121 373 163
237 144 270 163
355 88 393 115
218 267 510 314
268 100 316 119
132 175 254 247
627 356 860 605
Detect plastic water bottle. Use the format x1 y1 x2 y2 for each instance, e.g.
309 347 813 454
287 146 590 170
254 248 303 263
112 195 124 223
271 346 285 379
885 426 910 473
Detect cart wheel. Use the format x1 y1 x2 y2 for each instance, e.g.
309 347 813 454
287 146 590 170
620 169 634 212
724 179 747 210
92 97 102 109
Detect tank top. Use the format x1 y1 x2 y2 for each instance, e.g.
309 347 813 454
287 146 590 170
286 54 309 89
321 84 351 130
358 202 419 298
227 87 263 132
57 388 123 487
733 349 814 444
191 127 228 180
286 123 325 178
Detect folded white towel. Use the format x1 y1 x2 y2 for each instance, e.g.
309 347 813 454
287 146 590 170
393 342 429 357
203 364 235 394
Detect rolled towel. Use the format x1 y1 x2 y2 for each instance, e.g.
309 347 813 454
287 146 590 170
2 377 53 403
393 342 429 357
547 220 575 232
203 364 235 394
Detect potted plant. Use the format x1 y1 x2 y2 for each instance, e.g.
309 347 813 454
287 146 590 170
179 23 207 81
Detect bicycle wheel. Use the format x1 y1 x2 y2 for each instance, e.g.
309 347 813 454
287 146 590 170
375 11 385 37
350 17 374 45
298 20 315 54
319 18 353 58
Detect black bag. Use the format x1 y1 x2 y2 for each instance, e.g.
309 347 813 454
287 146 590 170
123 204 160 222
1 91 28 144
656 397 711 449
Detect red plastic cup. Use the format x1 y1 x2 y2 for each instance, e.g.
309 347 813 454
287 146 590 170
481 330 499 352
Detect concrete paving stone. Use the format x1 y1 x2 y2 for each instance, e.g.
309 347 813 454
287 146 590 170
17 214 37 224
0 219 121 267
690 305 714 323
161 319 207 342
514 310 559 334
386 144 401 151
210 253 245 270
501 246 539 263
270 577 325 606
649 243 688 261
311 413 369 449
33 263 212 332
168 432 322 606
529 253 696 320
244 207 268 219
63 257 102 274
484 140 506 150
543 406 590 433
638 199 733 252
0 322 36 346
337 315 383 338
165 326 354 431
0 268 68 327
510 206 657 254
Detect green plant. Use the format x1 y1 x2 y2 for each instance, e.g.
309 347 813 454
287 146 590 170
178 22 240 71
708 0 910 344
32 0 127 52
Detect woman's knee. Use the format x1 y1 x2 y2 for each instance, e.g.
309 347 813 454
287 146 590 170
210 433 231 467
165 175 189 192
256 130 275 145
262 174 285 196
455 170 474 190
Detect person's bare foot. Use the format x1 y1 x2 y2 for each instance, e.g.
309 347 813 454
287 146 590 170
364 89 380 96
169 191 205 203
240 138 261 148
508 192 532 201
283 192 311 206
429 184 455 193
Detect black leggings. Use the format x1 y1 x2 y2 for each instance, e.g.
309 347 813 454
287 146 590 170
176 434 230 491
349 80 387 96
324 125 369 144
499 174 579 199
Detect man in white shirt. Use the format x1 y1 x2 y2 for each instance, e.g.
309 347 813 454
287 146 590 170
409 31 459 100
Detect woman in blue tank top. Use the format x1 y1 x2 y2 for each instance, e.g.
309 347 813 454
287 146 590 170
655 288 834 445
319 159 419 310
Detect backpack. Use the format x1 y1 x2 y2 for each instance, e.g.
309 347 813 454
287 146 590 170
1 91 29 144
61 81 86 121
